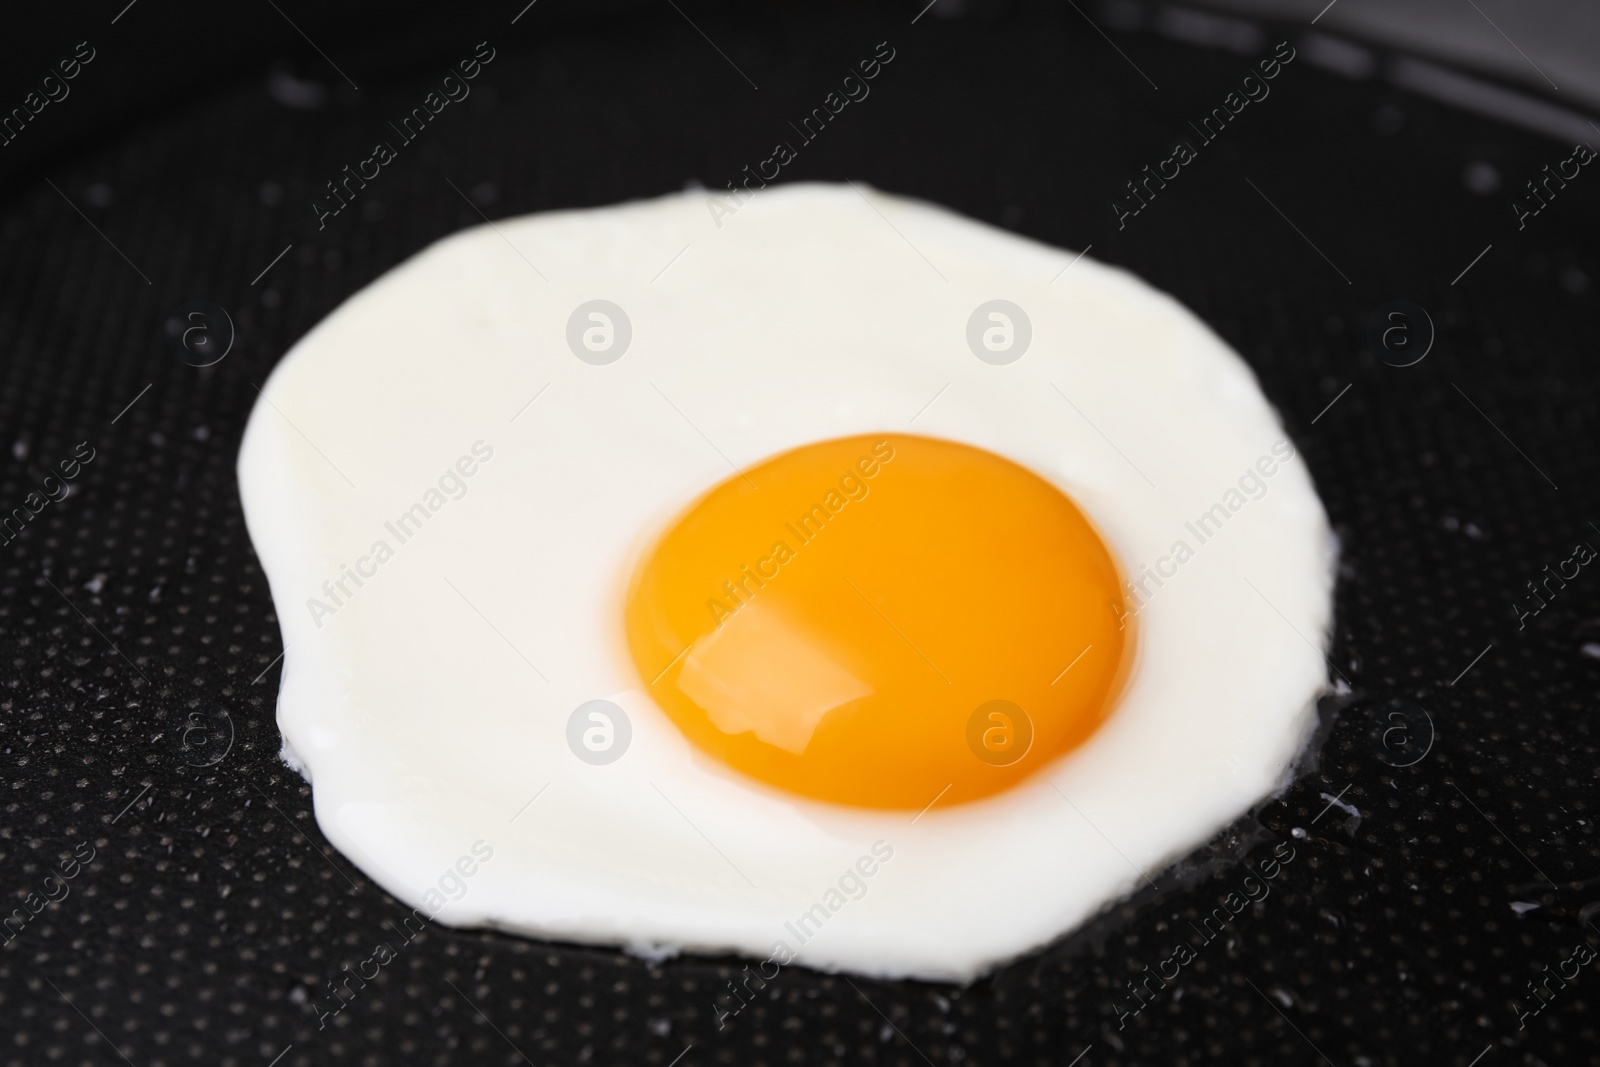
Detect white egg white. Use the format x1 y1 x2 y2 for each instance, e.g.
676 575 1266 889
237 183 1334 982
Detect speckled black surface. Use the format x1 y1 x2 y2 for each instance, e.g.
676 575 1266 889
1 1 1597 1065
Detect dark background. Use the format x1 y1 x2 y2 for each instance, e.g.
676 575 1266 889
1 1 1597 1065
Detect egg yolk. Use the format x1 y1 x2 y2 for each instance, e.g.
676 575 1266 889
624 433 1129 809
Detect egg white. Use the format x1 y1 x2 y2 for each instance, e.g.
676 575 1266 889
237 183 1334 982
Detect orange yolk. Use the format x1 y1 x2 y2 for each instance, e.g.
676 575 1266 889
624 433 1129 809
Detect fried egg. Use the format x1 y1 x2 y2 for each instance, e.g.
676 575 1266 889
238 182 1334 981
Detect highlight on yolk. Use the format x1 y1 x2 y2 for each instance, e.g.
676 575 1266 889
624 433 1130 809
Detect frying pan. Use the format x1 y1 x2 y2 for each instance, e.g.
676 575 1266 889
2 1 1596 1063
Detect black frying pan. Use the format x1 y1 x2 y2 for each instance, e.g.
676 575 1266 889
2 1 1597 1064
